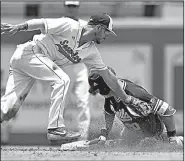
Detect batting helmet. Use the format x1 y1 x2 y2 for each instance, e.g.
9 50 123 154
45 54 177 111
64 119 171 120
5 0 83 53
88 67 116 95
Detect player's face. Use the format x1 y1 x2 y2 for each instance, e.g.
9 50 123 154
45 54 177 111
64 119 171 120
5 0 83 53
94 25 111 44
65 5 79 19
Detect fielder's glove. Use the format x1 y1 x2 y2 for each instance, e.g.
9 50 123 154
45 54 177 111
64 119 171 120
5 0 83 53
125 96 152 117
169 136 183 146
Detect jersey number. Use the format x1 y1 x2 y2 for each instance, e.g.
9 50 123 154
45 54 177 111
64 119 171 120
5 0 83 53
56 40 81 63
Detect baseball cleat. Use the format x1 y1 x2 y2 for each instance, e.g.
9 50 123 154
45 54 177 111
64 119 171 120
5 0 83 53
47 127 81 141
169 136 183 146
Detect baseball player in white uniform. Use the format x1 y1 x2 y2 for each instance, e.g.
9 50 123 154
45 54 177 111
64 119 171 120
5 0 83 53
1 13 146 142
62 1 91 140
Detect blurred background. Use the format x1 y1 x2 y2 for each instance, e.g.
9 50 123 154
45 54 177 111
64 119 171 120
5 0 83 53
1 1 184 145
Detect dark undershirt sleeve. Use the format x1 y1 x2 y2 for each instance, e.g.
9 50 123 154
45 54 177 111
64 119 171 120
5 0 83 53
104 97 115 115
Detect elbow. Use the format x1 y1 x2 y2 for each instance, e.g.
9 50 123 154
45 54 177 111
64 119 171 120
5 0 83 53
94 68 109 77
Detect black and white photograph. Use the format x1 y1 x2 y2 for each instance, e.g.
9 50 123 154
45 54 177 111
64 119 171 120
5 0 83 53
1 0 184 160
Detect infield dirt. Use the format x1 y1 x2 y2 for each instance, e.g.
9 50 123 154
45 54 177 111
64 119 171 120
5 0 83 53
1 139 183 160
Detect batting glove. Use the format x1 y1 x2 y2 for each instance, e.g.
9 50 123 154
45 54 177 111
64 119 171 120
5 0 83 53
125 96 152 116
97 129 108 144
99 135 106 142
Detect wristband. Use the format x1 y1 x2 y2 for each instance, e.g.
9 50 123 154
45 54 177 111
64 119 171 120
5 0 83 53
167 130 176 137
17 23 28 31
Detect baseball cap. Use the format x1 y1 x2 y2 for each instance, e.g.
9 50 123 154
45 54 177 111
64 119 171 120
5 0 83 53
88 13 117 36
64 1 80 7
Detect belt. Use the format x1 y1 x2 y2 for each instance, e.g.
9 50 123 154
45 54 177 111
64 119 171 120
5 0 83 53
18 41 43 54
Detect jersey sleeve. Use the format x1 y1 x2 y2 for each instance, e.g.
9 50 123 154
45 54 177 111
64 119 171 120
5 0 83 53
42 17 71 36
81 42 107 71
123 79 153 103
104 97 115 115
78 19 87 27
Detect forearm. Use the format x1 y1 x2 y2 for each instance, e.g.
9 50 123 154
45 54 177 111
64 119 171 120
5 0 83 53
105 111 115 132
101 111 115 138
16 19 45 32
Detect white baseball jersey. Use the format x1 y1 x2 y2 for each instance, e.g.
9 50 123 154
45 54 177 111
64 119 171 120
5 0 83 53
61 17 91 139
1 17 106 131
33 17 107 71
78 18 88 27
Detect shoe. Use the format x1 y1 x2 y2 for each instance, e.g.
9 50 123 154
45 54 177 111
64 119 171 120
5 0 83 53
169 136 183 146
47 127 81 141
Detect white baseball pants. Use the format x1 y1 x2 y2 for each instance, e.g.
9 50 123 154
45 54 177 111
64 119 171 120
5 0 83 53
1 42 70 129
62 63 91 139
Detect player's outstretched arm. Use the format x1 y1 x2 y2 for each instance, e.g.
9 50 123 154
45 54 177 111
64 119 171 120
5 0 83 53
101 98 116 139
1 19 45 36
97 69 131 103
90 98 115 144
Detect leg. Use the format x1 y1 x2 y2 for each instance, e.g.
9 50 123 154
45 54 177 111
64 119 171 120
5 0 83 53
160 115 176 132
74 65 90 139
21 49 80 140
1 68 35 122
125 80 182 145
63 63 91 140
2 43 80 141
158 108 183 146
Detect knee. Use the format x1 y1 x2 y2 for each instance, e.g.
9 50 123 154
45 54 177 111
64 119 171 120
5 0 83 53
57 71 70 86
63 74 70 86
